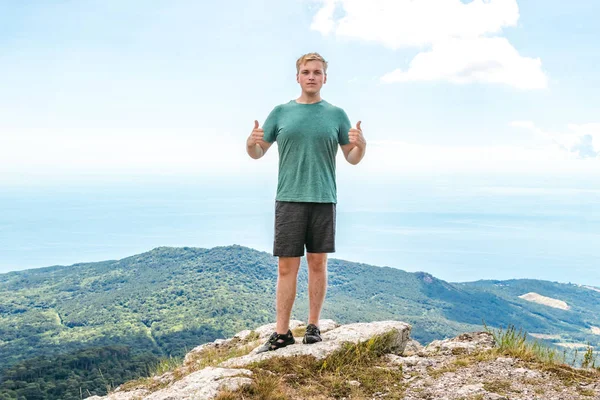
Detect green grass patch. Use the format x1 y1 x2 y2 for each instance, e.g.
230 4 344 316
217 330 406 399
484 323 600 387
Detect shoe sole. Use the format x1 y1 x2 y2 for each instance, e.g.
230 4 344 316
256 338 296 353
303 337 322 344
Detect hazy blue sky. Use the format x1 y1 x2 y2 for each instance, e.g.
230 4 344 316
1 0 599 187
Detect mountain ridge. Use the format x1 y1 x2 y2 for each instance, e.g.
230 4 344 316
1 245 599 399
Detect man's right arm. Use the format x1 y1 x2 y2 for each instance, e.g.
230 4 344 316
246 120 273 159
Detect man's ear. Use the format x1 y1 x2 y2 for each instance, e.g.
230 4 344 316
296 74 299 83
324 74 327 84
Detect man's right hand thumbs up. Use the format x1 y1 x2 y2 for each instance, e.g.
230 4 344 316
248 120 265 147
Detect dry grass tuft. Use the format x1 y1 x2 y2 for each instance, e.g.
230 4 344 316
217 330 406 399
485 324 600 386
214 370 288 400
119 331 260 393
291 326 306 337
482 379 512 394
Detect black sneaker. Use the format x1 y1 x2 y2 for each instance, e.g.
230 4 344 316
303 324 322 344
256 330 295 353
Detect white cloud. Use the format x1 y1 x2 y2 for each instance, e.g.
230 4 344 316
310 0 547 89
0 130 278 184
381 37 547 90
336 138 600 182
311 0 519 48
510 121 600 159
311 0 338 35
3 123 597 186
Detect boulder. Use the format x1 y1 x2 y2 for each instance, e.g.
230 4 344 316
221 320 411 368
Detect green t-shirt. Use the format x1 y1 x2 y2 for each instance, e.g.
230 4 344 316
263 99 351 203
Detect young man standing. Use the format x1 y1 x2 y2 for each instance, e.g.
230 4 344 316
246 53 366 352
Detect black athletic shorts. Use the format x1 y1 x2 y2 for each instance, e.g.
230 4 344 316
273 201 336 257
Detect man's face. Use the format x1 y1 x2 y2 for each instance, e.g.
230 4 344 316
296 60 327 94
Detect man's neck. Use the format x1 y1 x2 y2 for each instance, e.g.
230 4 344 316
296 92 322 104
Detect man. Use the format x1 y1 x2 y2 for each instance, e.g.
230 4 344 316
246 52 366 352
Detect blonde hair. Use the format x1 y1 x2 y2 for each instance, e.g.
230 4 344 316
296 52 328 74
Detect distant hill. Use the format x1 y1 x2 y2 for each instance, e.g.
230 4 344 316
457 278 600 348
1 245 599 399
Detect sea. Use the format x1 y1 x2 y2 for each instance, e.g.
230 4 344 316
1 177 598 286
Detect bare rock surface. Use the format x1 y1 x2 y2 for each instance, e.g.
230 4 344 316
86 389 150 400
399 334 600 400
403 338 424 355
87 321 600 400
144 367 252 400
222 320 411 368
85 367 251 400
252 319 305 339
182 319 341 367
421 331 496 356
87 320 410 400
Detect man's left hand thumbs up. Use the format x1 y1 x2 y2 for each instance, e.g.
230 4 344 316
348 120 366 149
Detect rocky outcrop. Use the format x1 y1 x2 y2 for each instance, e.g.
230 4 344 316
221 320 410 368
87 320 410 400
85 367 252 400
87 320 600 400
389 332 599 400
420 331 496 356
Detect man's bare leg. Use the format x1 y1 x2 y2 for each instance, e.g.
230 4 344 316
276 256 301 334
307 252 328 326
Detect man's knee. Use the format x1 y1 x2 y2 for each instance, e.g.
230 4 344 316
307 253 328 273
278 256 301 277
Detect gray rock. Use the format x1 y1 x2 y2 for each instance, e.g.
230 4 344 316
221 320 411 368
422 331 495 356
486 393 508 400
183 336 240 366
87 367 251 400
150 371 174 386
403 339 424 355
496 357 514 364
85 389 150 400
144 367 252 400
316 318 340 332
580 382 598 391
385 354 434 368
232 329 253 341
183 343 215 366
510 367 541 378
89 321 600 400
253 319 305 339
455 383 485 396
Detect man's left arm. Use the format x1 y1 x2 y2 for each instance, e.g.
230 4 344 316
341 121 366 165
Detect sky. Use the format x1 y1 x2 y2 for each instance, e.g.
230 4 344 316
0 1 599 284
1 0 599 188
